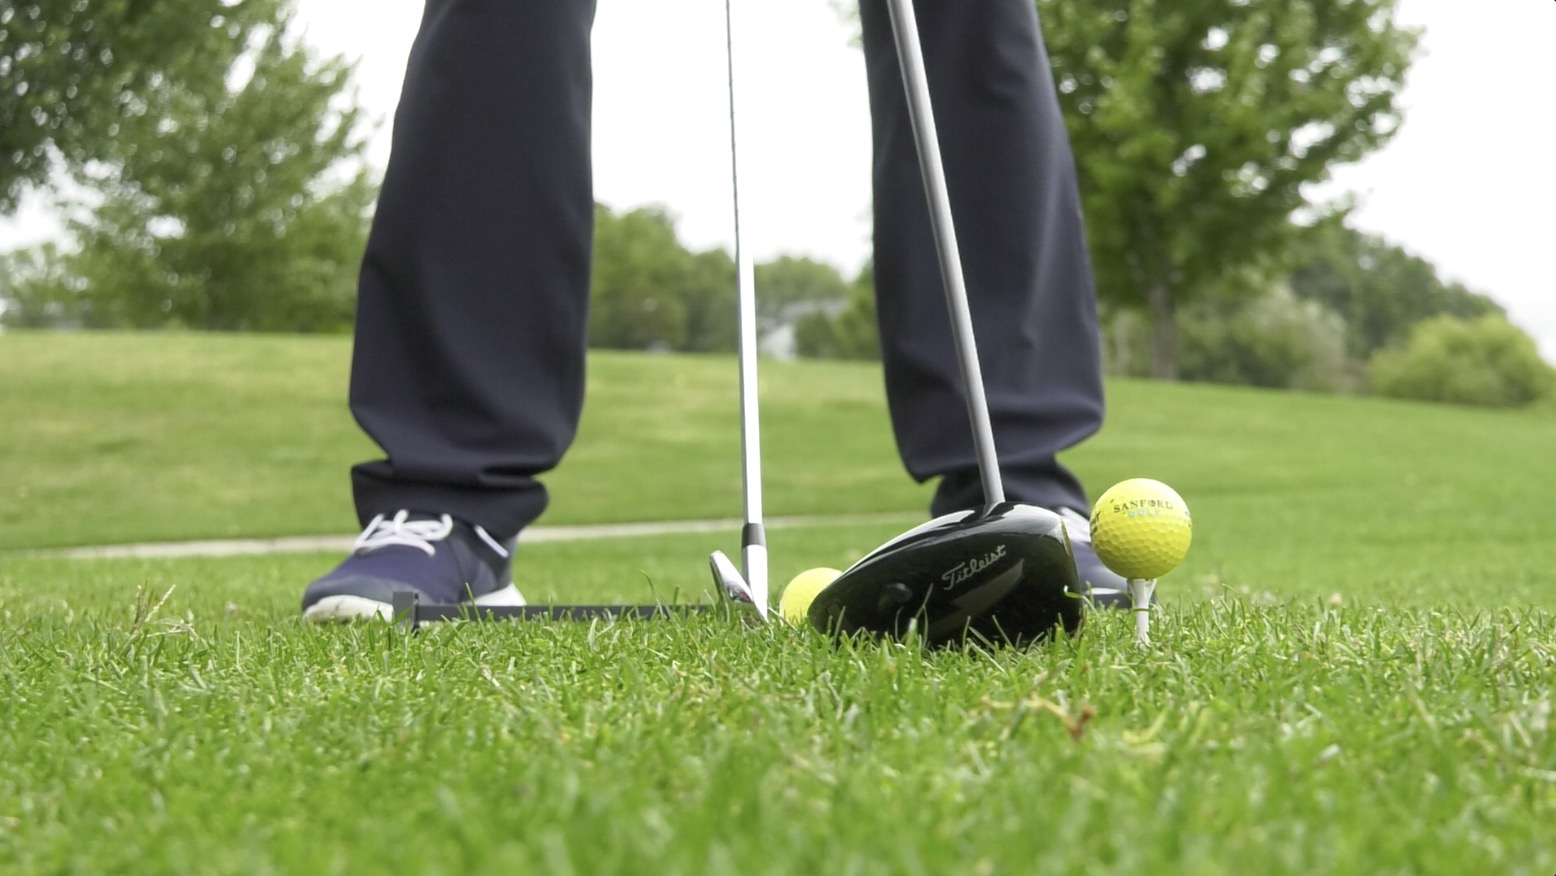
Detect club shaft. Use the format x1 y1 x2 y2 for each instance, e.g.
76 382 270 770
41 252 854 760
723 0 768 592
885 0 1004 507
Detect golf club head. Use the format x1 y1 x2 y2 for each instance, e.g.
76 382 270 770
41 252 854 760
807 502 1084 648
709 550 770 620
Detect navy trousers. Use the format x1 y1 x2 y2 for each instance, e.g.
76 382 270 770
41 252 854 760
348 0 1105 538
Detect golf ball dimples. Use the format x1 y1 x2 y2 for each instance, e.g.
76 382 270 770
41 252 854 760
779 567 841 625
1089 478 1192 580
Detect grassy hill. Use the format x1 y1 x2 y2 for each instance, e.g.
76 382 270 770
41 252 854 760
0 331 920 548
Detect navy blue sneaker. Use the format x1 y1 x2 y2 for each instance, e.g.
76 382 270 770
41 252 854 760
1055 508 1135 610
301 510 526 622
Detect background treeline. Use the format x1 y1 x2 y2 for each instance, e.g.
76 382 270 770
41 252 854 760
0 0 1549 407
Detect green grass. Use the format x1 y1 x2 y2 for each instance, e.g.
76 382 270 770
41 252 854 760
0 331 929 549
4 330 1556 569
2 331 1555 873
1 536 1553 874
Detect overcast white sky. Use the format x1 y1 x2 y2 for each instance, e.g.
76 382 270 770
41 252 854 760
3 0 1551 359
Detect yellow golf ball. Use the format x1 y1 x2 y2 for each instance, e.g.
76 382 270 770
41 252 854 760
1089 478 1192 580
779 567 841 625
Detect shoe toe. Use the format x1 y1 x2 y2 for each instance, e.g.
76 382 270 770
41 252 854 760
302 591 398 623
302 573 413 609
1071 541 1139 609
299 520 517 621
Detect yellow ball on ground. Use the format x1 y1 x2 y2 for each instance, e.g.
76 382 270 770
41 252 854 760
1089 478 1192 580
779 567 841 626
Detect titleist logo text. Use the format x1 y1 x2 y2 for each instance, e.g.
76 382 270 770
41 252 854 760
943 544 1008 588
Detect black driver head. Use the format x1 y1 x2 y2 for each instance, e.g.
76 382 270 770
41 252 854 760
806 502 1084 648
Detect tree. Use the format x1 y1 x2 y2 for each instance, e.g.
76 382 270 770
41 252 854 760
1370 314 1555 408
590 205 696 350
21 12 375 331
1286 221 1502 359
794 263 880 361
0 243 90 327
1176 285 1349 391
679 248 739 354
1037 0 1418 378
589 204 850 355
0 0 281 214
752 255 851 338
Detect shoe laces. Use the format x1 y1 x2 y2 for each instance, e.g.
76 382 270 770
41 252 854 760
352 511 512 559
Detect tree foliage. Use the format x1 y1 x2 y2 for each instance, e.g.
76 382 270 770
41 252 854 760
588 207 867 355
1038 0 1418 378
678 249 740 354
590 204 738 353
0 243 81 326
5 11 374 331
0 0 281 214
793 263 880 361
1176 286 1349 391
1286 221 1501 359
753 255 851 337
1369 315 1554 408
1106 221 1517 397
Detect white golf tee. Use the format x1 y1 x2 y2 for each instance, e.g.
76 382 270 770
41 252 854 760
1129 578 1156 645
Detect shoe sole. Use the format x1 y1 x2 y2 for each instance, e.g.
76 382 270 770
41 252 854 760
303 584 527 623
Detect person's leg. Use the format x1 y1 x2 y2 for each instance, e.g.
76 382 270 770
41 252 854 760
859 0 1104 518
304 0 598 619
349 0 599 539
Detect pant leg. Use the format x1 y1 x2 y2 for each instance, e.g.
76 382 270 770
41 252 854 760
859 0 1105 517
348 0 599 537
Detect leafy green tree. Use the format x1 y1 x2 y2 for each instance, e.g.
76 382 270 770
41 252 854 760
590 205 697 350
0 243 90 327
1038 0 1418 378
794 263 880 361
0 0 281 214
591 204 797 354
28 14 374 331
1177 286 1349 391
1369 315 1554 408
679 248 738 354
1286 221 1501 358
753 255 851 337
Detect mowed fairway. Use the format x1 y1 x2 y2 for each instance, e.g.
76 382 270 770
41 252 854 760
1 331 1554 874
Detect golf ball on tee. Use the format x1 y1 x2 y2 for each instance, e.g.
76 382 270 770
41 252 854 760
1089 478 1192 580
779 567 841 626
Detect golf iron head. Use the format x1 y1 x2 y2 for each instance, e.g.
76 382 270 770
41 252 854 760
709 549 770 620
807 502 1084 649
